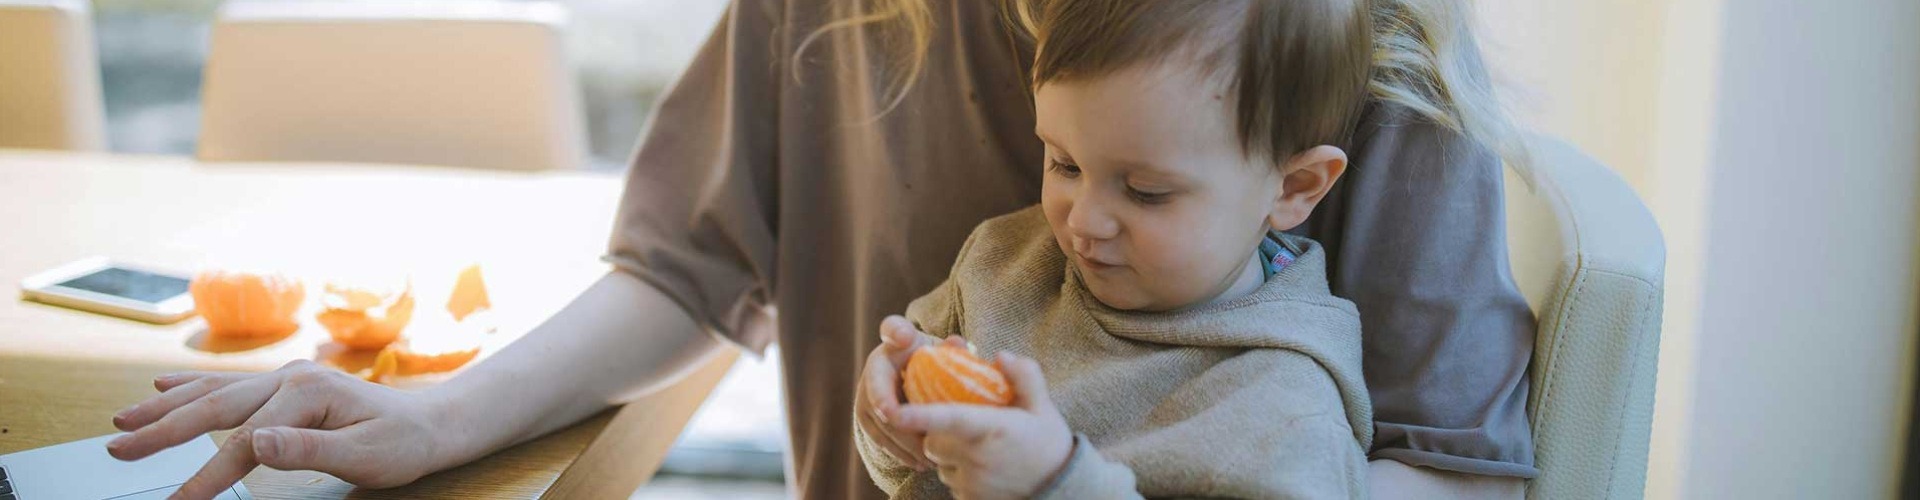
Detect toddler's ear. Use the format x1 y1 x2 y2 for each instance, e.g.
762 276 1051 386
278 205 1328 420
1267 145 1348 231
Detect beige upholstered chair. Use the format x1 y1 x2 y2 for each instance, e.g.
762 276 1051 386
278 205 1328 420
0 0 106 151
1505 135 1666 499
197 0 585 171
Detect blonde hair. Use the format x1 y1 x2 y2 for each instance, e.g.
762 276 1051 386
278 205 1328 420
802 0 1526 168
793 0 933 117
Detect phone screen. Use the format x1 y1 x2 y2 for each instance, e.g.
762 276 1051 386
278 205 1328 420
54 267 191 304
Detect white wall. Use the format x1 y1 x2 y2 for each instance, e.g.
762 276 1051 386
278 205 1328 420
1683 0 1920 497
1479 0 1920 497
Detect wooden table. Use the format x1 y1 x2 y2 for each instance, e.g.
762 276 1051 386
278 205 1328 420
0 150 738 498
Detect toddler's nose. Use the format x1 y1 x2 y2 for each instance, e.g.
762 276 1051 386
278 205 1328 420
1066 202 1120 241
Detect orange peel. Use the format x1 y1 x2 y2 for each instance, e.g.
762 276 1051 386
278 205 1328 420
446 264 491 321
364 338 480 384
316 281 414 350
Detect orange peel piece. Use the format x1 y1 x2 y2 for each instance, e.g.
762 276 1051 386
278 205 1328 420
446 264 491 321
902 344 1013 406
364 338 480 384
317 282 414 350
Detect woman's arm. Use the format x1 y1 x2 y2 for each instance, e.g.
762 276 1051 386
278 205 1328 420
425 270 725 468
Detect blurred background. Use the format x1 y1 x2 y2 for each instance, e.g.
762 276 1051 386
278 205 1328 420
92 0 727 171
1477 0 1919 498
18 0 1920 498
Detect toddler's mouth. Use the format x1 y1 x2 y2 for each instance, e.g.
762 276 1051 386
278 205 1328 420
1075 252 1124 271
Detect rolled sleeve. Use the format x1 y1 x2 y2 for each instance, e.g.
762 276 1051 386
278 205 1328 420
604 0 784 355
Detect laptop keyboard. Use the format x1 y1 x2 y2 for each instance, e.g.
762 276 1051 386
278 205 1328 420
1 464 14 500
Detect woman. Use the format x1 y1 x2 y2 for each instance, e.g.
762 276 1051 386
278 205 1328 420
106 1 1535 498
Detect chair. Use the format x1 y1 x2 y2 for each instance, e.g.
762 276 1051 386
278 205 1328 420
1505 135 1666 499
0 0 106 151
197 0 585 171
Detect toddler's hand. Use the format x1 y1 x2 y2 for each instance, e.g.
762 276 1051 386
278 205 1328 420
854 315 950 470
893 352 1073 500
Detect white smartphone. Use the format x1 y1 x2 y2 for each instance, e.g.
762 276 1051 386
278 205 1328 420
19 257 196 324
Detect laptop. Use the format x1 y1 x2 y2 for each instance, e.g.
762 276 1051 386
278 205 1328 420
0 434 251 500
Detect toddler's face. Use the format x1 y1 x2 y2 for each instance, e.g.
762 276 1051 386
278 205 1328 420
1034 64 1286 311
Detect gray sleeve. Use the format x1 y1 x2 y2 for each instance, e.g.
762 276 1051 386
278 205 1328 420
1031 435 1142 500
1292 102 1539 478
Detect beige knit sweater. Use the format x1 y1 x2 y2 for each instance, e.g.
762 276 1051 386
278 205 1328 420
854 207 1373 499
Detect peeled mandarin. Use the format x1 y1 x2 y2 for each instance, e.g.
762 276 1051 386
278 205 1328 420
190 270 305 338
902 344 1014 406
316 282 415 350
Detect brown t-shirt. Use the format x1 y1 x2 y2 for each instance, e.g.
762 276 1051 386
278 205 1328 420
605 1 1538 498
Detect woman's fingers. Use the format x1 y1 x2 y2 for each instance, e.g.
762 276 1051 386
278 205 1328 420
107 374 278 461
172 380 337 500
116 377 227 432
152 371 238 392
117 372 251 431
174 366 397 499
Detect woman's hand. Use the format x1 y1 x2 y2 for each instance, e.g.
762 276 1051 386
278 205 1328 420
892 352 1073 500
855 315 947 470
107 360 454 500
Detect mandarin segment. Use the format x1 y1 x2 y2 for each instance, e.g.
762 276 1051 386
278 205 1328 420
901 344 1013 406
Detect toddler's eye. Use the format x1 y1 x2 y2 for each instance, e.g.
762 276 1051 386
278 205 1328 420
1128 188 1171 204
1047 159 1081 178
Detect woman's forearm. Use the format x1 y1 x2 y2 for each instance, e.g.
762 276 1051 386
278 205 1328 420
1369 459 1525 499
422 270 724 469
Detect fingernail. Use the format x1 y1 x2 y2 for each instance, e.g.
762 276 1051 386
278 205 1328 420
107 435 128 453
253 429 280 461
112 408 131 423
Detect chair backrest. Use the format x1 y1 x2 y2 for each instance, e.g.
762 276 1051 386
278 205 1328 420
1504 135 1666 499
0 0 105 151
197 0 585 171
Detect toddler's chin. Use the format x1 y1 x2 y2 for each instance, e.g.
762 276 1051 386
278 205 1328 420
1085 280 1152 311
